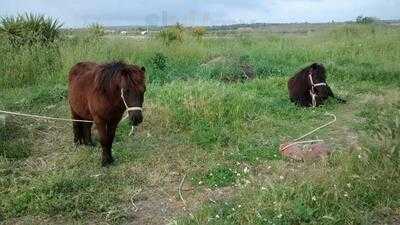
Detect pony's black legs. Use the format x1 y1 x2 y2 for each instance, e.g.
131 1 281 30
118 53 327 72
97 122 117 166
71 110 85 145
72 121 84 145
82 122 94 146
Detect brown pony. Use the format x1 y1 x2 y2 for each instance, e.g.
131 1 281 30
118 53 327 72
288 63 346 107
68 61 146 166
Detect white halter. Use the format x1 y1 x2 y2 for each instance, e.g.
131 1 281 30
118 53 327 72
120 88 143 136
120 89 143 112
308 73 327 107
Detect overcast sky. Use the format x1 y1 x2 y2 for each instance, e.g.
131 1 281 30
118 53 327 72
1 0 399 27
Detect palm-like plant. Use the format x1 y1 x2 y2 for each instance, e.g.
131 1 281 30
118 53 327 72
88 23 105 38
0 13 62 47
158 23 184 46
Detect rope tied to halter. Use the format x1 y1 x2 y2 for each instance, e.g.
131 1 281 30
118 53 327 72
120 88 143 136
308 72 327 107
0 89 143 136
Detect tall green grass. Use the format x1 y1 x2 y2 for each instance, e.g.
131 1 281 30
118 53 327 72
1 24 399 89
1 24 400 224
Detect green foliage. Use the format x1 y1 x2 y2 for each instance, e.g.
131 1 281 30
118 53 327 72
151 52 168 71
192 166 237 188
25 84 68 106
158 23 184 45
87 23 105 38
178 105 400 225
192 27 206 41
1 23 400 224
0 121 31 159
0 42 62 88
356 15 378 24
0 13 62 47
357 103 400 165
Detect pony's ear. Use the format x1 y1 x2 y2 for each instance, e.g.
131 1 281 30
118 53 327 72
311 63 319 69
141 66 146 72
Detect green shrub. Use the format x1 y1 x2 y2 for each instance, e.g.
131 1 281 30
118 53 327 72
151 52 168 71
356 15 378 24
192 27 206 41
0 43 62 88
0 13 62 47
87 23 105 39
158 23 184 45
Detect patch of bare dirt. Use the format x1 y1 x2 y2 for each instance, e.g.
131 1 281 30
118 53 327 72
126 183 235 225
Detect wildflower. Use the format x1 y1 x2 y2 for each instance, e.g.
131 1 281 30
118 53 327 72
277 214 283 219
312 196 317 201
244 167 250 174
279 176 284 180
347 183 352 188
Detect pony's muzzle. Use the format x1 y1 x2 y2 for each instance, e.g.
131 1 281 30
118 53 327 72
129 111 143 126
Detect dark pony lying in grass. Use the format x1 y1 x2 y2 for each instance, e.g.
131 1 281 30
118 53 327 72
288 63 346 107
68 61 146 166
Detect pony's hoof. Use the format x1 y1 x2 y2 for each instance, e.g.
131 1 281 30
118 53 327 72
101 158 115 167
86 141 97 147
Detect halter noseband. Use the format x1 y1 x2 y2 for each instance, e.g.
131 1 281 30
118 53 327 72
120 89 143 112
308 72 327 107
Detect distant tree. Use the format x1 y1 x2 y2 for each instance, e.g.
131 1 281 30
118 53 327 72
88 23 105 38
158 23 184 45
174 22 184 32
192 27 206 41
356 15 378 24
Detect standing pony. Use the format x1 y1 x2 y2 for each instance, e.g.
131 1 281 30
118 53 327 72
288 63 346 107
68 61 146 166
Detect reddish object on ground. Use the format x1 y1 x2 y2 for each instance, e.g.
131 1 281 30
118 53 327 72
280 142 331 161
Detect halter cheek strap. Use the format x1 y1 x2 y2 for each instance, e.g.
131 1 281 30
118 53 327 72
120 89 142 136
308 73 327 107
120 89 143 112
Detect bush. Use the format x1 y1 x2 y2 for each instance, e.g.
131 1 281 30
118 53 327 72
356 15 378 24
192 27 206 41
158 23 184 45
0 13 62 47
151 52 168 71
87 23 105 39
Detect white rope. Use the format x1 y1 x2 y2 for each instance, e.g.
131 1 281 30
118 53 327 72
0 89 144 137
120 88 143 136
0 109 93 123
179 173 187 204
308 73 327 108
120 89 142 112
280 113 337 151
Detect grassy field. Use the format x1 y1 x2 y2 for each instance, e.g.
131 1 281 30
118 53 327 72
1 24 400 225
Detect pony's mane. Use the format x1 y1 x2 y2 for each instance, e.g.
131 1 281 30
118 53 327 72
296 63 326 80
95 61 144 93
